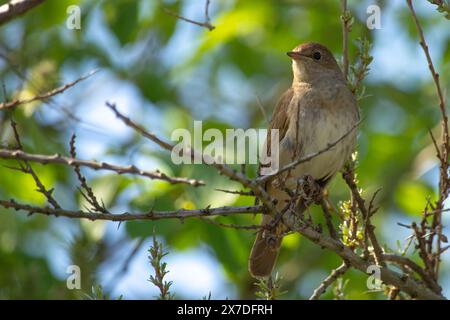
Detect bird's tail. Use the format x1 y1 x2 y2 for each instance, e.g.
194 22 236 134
248 214 285 278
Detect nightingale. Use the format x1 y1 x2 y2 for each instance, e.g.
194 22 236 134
249 42 360 278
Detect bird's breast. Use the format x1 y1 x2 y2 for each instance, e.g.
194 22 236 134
279 88 358 185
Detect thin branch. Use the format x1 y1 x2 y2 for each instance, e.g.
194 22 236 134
407 0 449 126
407 0 449 280
342 168 385 267
0 48 87 125
321 199 338 240
383 253 441 294
2 193 444 299
309 262 349 300
214 188 254 196
0 148 204 186
0 199 263 221
10 120 61 209
340 0 351 79
204 0 213 26
69 134 108 213
0 70 98 110
163 0 215 31
0 0 46 26
412 221 436 280
106 102 174 151
282 212 446 300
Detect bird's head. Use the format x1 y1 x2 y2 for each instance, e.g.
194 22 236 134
287 42 343 83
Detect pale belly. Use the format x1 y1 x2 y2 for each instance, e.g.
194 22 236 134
279 105 357 187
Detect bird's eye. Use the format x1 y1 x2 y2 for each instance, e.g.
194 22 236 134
313 51 321 60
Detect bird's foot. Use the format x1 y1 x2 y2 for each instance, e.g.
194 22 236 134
297 174 323 205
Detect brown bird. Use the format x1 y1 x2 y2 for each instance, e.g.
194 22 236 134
249 42 360 278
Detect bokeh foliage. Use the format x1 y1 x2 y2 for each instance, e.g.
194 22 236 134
0 0 449 299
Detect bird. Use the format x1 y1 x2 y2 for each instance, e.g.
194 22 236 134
248 42 360 278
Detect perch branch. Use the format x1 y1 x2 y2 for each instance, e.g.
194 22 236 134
0 199 263 221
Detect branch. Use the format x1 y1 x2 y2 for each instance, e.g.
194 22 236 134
383 253 441 294
0 70 97 110
309 262 349 300
9 120 61 209
0 0 46 26
340 0 351 79
0 148 204 186
0 199 263 221
163 0 215 31
2 192 444 299
342 168 385 267
321 199 338 240
69 134 108 213
282 213 446 300
406 0 448 154
407 0 449 280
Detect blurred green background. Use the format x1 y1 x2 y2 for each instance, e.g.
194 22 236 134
0 0 449 299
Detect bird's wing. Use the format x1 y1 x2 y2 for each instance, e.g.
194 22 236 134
266 88 294 156
258 87 294 177
255 87 294 204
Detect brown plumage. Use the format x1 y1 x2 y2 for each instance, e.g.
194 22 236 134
249 42 360 278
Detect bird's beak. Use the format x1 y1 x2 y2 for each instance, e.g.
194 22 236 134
287 51 303 60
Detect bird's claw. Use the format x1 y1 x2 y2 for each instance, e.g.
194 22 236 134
297 174 323 205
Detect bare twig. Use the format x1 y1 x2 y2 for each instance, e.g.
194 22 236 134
163 0 215 31
383 253 441 294
283 213 445 300
69 134 108 213
309 262 349 300
340 0 351 79
321 199 338 240
214 188 254 196
9 120 61 209
0 0 46 26
0 48 89 125
407 0 449 280
0 199 262 221
1 193 444 299
0 70 97 110
342 168 385 267
0 148 204 186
